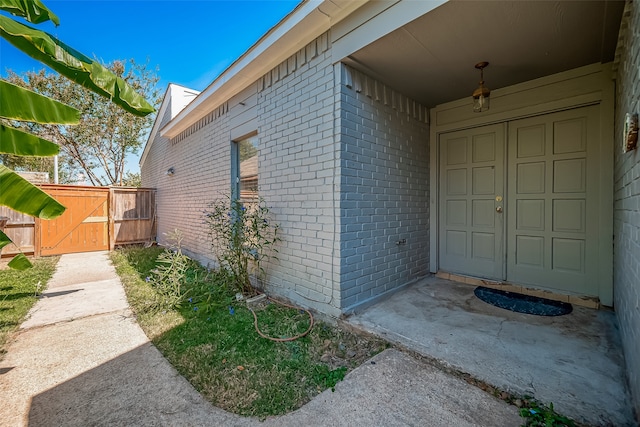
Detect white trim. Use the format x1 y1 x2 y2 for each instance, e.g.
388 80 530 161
331 0 446 62
160 0 367 139
139 84 200 167
140 87 171 167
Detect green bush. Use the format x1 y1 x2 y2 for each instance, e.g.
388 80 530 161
203 196 279 295
148 230 190 309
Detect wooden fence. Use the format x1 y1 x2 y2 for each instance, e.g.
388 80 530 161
38 185 110 256
0 185 156 258
110 187 156 248
0 207 37 257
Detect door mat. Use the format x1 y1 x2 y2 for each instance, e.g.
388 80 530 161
474 286 573 316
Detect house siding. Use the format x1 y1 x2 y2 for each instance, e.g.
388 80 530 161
613 0 640 416
256 35 342 317
141 33 432 317
338 65 430 311
141 97 230 263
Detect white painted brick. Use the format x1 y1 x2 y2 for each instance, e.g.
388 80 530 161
142 33 432 318
613 0 640 416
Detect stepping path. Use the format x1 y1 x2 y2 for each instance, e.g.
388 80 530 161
0 251 521 426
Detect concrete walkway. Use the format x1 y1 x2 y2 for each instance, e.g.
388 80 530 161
0 252 521 426
348 278 637 426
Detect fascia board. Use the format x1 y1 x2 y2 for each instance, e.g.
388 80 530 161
161 0 367 139
139 86 172 167
331 0 447 62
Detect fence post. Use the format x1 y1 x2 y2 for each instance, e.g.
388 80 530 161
34 216 41 258
109 187 115 251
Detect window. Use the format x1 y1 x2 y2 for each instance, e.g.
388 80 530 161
233 136 258 201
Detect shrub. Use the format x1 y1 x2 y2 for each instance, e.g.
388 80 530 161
148 230 190 309
204 196 279 295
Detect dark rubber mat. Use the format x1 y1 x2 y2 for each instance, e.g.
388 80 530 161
474 286 573 316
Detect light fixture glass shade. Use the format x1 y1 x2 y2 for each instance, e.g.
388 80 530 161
473 87 490 112
472 62 490 112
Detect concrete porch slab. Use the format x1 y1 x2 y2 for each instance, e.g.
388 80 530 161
347 276 636 426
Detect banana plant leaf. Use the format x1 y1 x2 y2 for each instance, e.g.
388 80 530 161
0 80 80 124
0 229 12 251
0 0 59 25
7 253 32 270
0 164 65 219
0 231 32 270
0 125 59 156
0 15 155 117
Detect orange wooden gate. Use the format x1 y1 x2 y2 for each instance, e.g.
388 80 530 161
39 185 110 256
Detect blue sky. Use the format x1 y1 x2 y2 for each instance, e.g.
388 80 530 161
1 0 300 174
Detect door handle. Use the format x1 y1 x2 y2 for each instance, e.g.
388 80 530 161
496 206 503 213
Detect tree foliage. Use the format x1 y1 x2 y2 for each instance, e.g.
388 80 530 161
0 151 53 174
4 62 160 186
122 171 142 188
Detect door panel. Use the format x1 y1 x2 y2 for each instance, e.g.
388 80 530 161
439 105 602 299
506 106 599 296
439 124 505 279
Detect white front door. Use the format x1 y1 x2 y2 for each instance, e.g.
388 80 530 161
439 105 602 297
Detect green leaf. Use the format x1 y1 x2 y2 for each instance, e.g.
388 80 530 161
0 164 65 218
0 80 80 124
0 0 60 25
0 230 32 270
0 124 60 156
7 252 32 270
0 229 11 250
0 16 155 117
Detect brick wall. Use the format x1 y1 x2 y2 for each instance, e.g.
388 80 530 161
337 65 430 311
613 0 640 416
141 35 431 318
256 34 342 317
143 35 342 315
141 94 230 265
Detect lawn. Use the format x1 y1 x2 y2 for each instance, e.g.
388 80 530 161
0 256 58 359
110 246 389 418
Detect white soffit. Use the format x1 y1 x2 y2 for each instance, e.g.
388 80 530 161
345 0 624 108
331 0 447 62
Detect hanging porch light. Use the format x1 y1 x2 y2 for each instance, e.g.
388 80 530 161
472 61 490 112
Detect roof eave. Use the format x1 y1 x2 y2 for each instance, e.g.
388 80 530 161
139 83 200 167
160 0 367 139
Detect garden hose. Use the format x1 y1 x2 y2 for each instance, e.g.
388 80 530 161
248 295 314 342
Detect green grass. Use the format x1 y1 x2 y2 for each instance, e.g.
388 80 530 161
111 246 389 418
0 256 58 359
518 398 577 427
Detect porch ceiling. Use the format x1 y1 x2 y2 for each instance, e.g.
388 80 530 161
345 0 625 108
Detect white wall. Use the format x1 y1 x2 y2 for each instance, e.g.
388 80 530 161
613 0 640 417
256 34 342 316
142 35 344 316
141 34 433 318
141 93 231 264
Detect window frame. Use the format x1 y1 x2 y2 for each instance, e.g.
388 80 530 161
231 132 258 202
